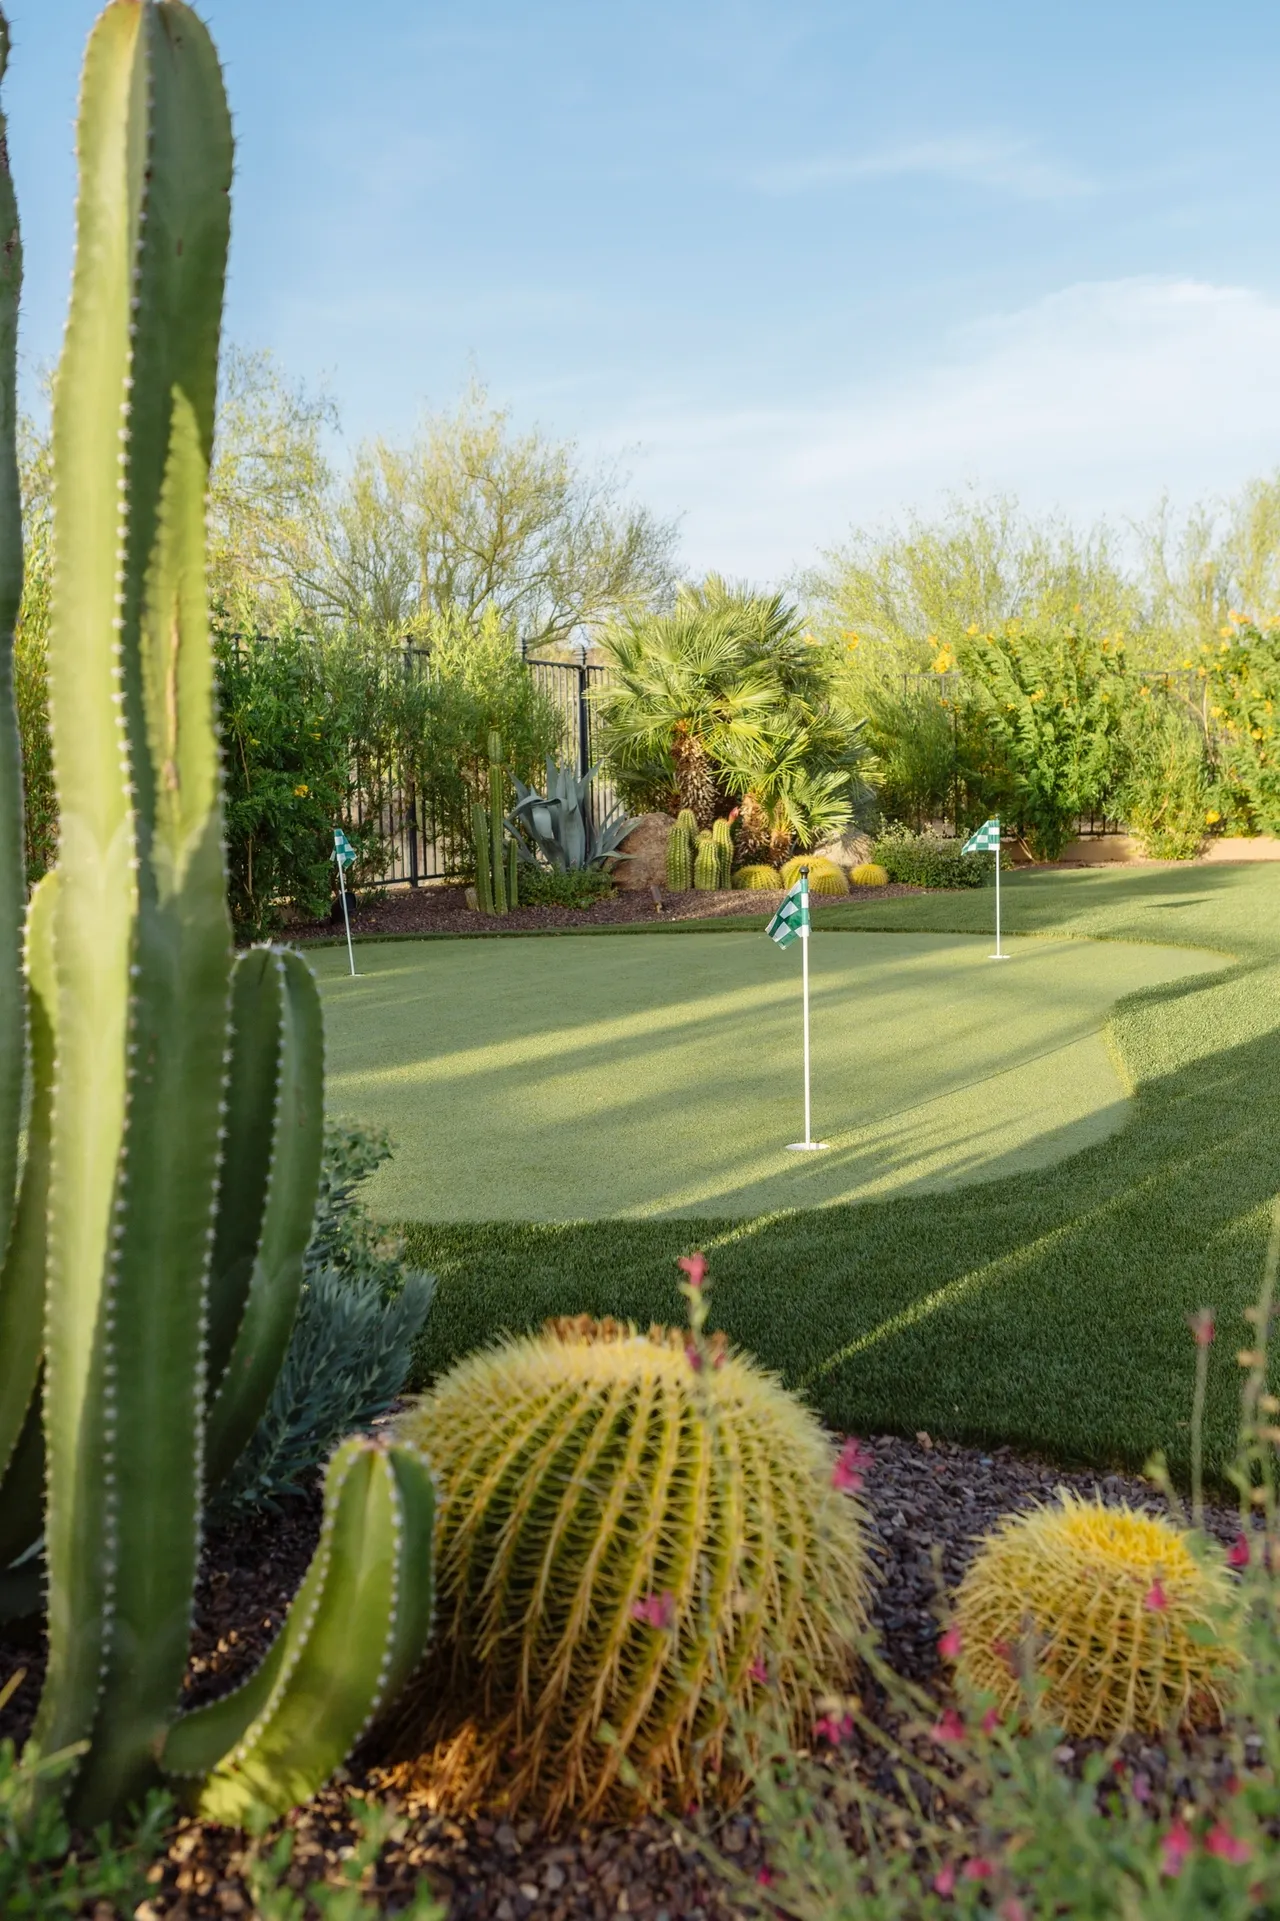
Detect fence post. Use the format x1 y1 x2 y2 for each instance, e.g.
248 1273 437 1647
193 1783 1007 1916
403 636 420 888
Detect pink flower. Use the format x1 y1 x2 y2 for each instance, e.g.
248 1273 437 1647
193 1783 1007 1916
755 1867 775 1888
1229 1533 1251 1569
748 1657 770 1684
938 1624 963 1660
931 1862 956 1896
685 1343 704 1374
1205 1823 1251 1865
992 1636 1016 1672
931 1708 966 1745
1133 1771 1152 1804
812 1711 853 1745
832 1437 873 1492
962 1857 994 1882
630 1590 675 1630
999 1902 1028 1921
980 1707 1001 1735
1144 1578 1169 1612
1189 1308 1216 1347
1160 1819 1194 1878
678 1251 708 1289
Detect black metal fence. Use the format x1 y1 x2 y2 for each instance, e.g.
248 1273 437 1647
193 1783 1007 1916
342 645 618 890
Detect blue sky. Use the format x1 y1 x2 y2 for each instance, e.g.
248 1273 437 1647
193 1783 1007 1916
9 1 1280 581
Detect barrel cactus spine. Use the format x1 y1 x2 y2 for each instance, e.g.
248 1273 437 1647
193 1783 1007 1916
389 1305 870 1819
732 863 783 891
849 861 888 888
0 0 436 1826
780 855 848 896
951 1494 1238 1738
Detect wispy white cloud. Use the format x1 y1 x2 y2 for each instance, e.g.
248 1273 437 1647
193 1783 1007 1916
591 278 1280 582
750 135 1092 202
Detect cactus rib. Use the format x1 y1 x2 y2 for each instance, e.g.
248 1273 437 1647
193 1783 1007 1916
204 946 325 1489
0 11 23 1273
34 0 235 1823
162 1435 437 1822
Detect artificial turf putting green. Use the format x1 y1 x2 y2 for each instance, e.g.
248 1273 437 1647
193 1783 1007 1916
313 932 1221 1221
309 862 1280 1482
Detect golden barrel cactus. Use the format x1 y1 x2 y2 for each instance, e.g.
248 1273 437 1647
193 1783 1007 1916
849 862 889 888
780 856 848 896
952 1494 1238 1738
732 863 784 890
388 1320 871 1817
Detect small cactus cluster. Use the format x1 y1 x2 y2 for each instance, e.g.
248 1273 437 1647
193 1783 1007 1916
733 863 784 890
388 1313 871 1819
950 1493 1238 1738
667 809 735 891
849 861 889 888
781 855 848 896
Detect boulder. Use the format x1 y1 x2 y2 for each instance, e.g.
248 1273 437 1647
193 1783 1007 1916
812 826 873 870
610 811 674 890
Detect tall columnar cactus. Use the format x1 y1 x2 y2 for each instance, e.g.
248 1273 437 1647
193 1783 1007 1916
664 819 692 891
388 1318 870 1819
693 829 719 891
712 816 733 887
674 806 699 848
487 729 507 914
0 1 437 1827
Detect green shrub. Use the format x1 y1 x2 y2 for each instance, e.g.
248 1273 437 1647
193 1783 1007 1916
957 622 1131 859
217 1123 435 1512
871 823 992 888
1201 621 1280 833
1117 691 1210 858
517 865 614 907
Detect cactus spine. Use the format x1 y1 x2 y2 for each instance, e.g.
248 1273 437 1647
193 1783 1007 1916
693 830 719 891
0 1 436 1826
712 816 733 887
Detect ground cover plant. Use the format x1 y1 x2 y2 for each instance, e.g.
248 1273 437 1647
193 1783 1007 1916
327 861 1280 1487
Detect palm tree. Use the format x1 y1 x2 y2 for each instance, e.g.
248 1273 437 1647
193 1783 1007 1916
595 578 871 856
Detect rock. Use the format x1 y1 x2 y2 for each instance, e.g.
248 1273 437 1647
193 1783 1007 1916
813 826 873 868
610 812 674 891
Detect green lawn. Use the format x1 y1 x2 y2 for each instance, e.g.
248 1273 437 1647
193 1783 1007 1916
315 933 1219 1219
311 862 1280 1482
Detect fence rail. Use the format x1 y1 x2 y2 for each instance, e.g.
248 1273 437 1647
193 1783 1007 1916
333 643 618 890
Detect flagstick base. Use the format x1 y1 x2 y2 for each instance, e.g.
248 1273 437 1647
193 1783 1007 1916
786 1141 830 1152
989 954 1010 961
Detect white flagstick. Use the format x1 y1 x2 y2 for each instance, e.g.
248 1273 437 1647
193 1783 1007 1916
334 833 357 977
991 818 1007 961
787 867 828 1151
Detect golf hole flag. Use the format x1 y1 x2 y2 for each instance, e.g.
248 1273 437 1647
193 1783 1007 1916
766 870 827 1151
333 827 357 976
962 816 1006 959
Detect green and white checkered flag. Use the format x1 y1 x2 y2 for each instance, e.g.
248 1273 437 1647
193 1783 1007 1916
962 816 1001 854
765 876 810 949
333 827 357 870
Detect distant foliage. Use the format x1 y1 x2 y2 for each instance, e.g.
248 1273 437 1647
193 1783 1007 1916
871 824 991 889
1117 690 1211 858
517 866 614 908
1200 620 1280 834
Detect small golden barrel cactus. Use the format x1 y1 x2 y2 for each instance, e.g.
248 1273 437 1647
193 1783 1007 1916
732 863 784 890
952 1494 1238 1738
780 855 848 896
387 1320 871 1818
849 861 889 888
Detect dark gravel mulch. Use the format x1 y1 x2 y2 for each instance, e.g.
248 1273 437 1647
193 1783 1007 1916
0 1436 1240 1917
286 881 921 944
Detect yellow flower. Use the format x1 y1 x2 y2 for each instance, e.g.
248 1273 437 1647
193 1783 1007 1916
293 783 309 797
1181 658 1193 669
1229 609 1244 623
1220 631 1233 644
966 623 980 636
1139 685 1151 698
1253 728 1264 739
1206 809 1221 824
933 649 954 673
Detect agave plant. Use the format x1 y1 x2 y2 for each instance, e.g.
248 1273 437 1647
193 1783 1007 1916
509 758 637 872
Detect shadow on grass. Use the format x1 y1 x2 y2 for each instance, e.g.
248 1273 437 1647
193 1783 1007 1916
405 952 1280 1484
